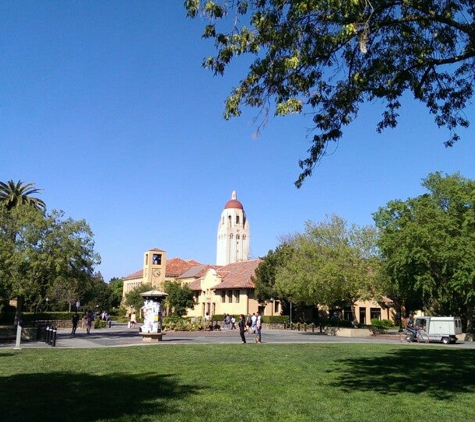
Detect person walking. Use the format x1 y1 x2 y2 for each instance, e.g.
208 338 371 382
130 311 137 329
85 311 93 334
251 313 257 334
255 311 262 343
71 312 80 334
238 314 247 344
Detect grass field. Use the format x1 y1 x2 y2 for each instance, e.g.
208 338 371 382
1 343 474 421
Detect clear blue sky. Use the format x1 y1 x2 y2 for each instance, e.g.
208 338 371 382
2 2 475 282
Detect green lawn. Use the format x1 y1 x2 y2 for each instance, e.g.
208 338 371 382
1 343 474 421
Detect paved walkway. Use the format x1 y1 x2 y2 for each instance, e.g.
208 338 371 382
2 323 475 349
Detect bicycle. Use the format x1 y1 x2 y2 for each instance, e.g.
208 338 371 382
400 327 430 344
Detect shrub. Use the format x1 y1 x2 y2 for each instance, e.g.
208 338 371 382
94 319 107 329
263 315 288 324
163 316 202 332
371 319 393 329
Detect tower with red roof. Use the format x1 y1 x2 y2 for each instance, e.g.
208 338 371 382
216 190 250 265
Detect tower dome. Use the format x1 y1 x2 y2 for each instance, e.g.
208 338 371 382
224 190 243 209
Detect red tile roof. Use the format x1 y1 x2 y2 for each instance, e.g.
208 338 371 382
212 259 262 290
123 258 203 280
166 258 202 277
123 269 143 280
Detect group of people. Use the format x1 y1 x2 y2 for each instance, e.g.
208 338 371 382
222 314 237 330
71 310 112 335
239 312 262 344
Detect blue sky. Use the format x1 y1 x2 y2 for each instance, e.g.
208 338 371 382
2 2 475 283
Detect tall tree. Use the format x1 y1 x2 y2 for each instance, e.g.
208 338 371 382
163 281 195 316
185 1 475 187
0 180 46 211
124 283 153 315
374 172 475 336
0 206 100 317
252 243 294 303
274 215 380 323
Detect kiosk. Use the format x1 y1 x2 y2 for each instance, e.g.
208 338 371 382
139 290 168 342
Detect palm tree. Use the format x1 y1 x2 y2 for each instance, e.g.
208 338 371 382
0 180 46 211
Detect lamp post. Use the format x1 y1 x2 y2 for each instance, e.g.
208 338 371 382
45 298 49 311
289 302 293 329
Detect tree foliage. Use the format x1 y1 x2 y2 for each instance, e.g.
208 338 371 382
163 281 195 316
252 243 294 303
374 172 475 332
124 283 153 314
0 206 100 312
273 215 380 320
186 1 475 186
0 180 46 211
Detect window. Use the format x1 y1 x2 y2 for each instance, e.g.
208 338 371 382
274 301 279 313
343 307 353 321
227 290 233 303
236 215 240 224
234 290 240 303
370 308 381 320
359 307 366 325
221 291 226 303
153 254 161 265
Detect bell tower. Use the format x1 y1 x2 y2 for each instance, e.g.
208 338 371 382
216 191 250 265
143 248 166 289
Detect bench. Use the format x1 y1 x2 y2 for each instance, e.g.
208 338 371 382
139 332 166 342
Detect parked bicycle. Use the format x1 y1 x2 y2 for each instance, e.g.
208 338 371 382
400 326 429 344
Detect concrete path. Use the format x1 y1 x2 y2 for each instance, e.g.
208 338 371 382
2 323 475 349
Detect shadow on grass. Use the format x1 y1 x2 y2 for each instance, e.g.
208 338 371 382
1 370 199 422
330 348 475 400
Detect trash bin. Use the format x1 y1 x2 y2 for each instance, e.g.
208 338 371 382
37 323 47 342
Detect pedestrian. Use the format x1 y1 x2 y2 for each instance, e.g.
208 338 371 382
85 311 93 334
238 314 247 344
246 314 252 333
251 312 257 333
71 312 80 334
130 311 137 328
230 315 236 330
255 311 262 343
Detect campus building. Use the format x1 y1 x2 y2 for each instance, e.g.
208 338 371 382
121 191 393 323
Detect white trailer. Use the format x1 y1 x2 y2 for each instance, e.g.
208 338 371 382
414 316 462 344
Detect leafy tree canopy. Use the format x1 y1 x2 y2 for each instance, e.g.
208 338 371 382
163 281 195 316
186 1 475 186
0 206 100 312
125 283 153 314
0 180 46 211
274 215 380 320
374 172 475 331
252 243 294 303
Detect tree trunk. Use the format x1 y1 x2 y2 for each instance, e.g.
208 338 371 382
464 307 474 341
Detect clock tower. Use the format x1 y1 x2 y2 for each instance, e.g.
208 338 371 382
143 248 166 288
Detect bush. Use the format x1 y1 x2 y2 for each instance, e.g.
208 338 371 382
94 319 107 329
262 315 288 324
371 319 393 329
163 316 203 332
